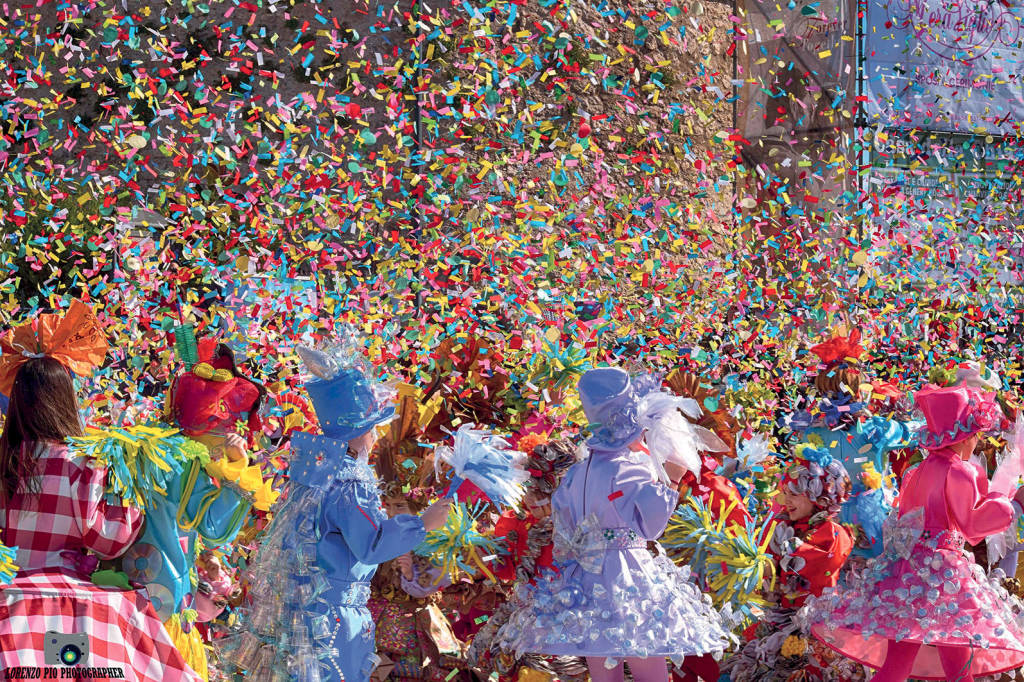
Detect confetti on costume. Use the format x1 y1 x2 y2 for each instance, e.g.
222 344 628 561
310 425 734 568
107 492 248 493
221 342 426 682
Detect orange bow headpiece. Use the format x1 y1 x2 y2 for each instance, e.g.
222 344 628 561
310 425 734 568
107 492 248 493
809 328 864 366
0 299 109 396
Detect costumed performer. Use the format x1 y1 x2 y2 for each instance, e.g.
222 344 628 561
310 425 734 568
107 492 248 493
0 299 201 680
807 384 1024 681
494 367 731 682
790 330 916 566
120 337 270 680
367 382 465 682
722 444 856 682
222 342 450 682
467 436 587 681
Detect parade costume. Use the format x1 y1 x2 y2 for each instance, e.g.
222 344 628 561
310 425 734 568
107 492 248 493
223 345 427 682
808 385 1024 680
368 384 465 682
723 446 855 682
0 300 201 680
117 338 267 680
494 367 730 677
791 331 915 561
467 438 587 681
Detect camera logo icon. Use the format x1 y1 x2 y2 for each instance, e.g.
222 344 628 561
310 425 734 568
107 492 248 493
43 631 89 666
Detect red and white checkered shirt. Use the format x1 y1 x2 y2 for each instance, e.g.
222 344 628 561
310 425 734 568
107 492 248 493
1 442 142 570
1 568 203 680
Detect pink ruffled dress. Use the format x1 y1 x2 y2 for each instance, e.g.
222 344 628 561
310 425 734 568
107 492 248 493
808 446 1024 678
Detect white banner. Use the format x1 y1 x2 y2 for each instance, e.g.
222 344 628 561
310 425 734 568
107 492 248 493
865 0 1024 134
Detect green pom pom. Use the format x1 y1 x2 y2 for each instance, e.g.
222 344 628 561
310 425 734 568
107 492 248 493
174 324 199 369
927 366 957 387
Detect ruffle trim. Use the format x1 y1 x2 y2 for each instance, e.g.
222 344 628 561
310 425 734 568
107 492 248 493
495 553 732 661
919 412 986 448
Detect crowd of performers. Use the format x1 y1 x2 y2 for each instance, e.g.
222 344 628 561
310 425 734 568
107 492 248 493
0 299 1023 682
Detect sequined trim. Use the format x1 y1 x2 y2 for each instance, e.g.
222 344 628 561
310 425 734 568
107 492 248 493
600 527 645 549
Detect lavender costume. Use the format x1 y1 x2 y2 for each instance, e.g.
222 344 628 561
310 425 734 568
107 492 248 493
494 368 730 663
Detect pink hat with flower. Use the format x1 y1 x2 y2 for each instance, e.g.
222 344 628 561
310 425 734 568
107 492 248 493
915 385 1000 449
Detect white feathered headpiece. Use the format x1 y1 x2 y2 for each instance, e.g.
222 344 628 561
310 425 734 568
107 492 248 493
637 391 729 486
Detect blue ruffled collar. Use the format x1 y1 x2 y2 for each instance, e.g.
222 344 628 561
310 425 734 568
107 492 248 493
790 393 866 431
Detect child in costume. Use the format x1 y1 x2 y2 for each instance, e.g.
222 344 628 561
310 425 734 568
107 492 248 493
367 384 465 682
808 385 1024 681
789 330 916 565
495 367 731 682
722 445 855 682
120 337 269 680
467 437 587 681
0 300 201 680
222 344 451 682
370 484 465 682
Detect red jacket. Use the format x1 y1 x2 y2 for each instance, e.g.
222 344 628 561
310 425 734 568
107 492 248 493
492 510 554 582
777 517 853 608
681 457 751 528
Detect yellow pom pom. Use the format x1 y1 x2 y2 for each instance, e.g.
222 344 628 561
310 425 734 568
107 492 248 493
781 635 807 658
193 363 215 380
860 462 882 490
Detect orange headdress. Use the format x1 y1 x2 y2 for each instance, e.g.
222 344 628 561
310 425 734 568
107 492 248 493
0 299 108 395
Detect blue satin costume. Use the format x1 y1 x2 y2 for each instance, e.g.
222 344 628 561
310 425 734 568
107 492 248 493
122 461 250 620
308 458 426 681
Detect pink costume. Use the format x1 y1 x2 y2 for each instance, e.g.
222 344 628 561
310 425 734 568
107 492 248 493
808 385 1024 680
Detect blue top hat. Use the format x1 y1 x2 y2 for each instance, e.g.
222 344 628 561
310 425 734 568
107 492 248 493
578 367 651 451
295 344 397 443
304 367 397 441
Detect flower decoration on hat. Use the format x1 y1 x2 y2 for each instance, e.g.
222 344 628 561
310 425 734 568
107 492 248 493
955 360 1003 392
0 298 108 395
809 328 864 367
798 444 833 469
